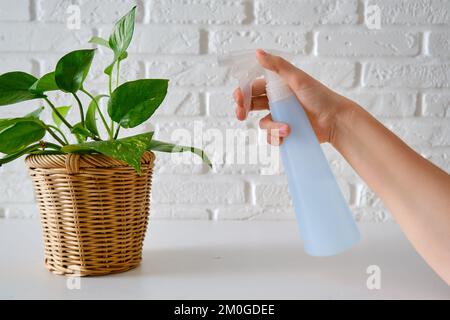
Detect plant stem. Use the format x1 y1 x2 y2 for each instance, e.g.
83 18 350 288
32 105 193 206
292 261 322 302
114 125 121 139
72 93 85 127
108 71 113 95
91 135 101 141
80 88 112 139
108 61 119 138
44 98 73 130
110 120 115 139
48 125 69 144
0 142 61 166
0 143 39 166
45 126 67 146
44 142 63 150
110 61 122 139
116 60 121 88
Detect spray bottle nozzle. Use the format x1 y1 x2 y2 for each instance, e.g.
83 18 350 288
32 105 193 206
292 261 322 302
217 49 293 115
218 50 263 114
217 50 258 67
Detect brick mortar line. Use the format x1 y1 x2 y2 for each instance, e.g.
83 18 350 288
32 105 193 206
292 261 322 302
1 52 449 62
4 20 450 33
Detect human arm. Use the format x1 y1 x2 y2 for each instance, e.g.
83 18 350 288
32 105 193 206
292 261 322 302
234 50 450 284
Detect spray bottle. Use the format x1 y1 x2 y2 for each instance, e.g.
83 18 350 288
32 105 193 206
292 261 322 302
219 50 360 256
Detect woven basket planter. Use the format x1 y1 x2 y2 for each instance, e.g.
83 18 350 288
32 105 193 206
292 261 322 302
25 151 155 276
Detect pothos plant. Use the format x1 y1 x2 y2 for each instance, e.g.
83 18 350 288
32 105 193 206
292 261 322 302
0 6 211 173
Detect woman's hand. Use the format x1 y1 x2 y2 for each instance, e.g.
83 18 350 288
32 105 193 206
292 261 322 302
233 49 354 146
232 50 450 285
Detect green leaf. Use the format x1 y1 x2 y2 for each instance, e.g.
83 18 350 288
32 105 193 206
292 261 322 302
103 52 129 75
0 143 42 166
104 52 128 76
0 119 12 132
109 6 135 61
29 71 59 93
89 36 129 61
25 106 45 119
104 62 115 76
55 49 96 93
0 142 62 167
108 79 168 128
61 132 154 173
148 140 212 168
0 116 41 132
103 6 135 75
52 106 71 128
74 133 85 144
0 118 46 154
119 51 128 61
71 122 92 142
29 149 62 156
86 95 108 137
89 36 110 48
0 72 44 106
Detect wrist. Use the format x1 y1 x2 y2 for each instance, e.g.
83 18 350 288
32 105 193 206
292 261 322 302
330 97 359 150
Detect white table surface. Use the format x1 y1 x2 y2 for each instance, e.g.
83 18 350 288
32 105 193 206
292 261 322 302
0 219 448 300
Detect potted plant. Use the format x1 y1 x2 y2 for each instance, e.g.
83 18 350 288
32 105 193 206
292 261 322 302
0 7 211 276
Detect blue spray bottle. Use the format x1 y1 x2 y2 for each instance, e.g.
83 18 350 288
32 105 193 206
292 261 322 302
219 50 360 256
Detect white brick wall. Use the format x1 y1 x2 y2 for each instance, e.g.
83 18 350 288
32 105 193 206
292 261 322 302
0 0 449 223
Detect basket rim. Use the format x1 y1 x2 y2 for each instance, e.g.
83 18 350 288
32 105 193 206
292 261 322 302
25 151 155 171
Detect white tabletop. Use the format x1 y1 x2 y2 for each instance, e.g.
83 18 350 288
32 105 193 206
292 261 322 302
0 219 448 299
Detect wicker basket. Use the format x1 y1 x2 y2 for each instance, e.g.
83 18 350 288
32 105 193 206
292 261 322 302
25 151 155 276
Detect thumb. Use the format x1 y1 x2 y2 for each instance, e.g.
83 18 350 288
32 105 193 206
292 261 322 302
255 49 310 92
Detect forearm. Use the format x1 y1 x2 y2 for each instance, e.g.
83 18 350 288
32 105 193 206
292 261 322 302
333 100 450 284
241 50 450 283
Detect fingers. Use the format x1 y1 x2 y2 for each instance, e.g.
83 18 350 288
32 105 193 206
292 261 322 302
233 88 246 120
235 104 246 121
251 78 267 96
259 114 291 145
252 95 269 110
233 78 269 121
259 114 290 135
233 79 267 103
233 90 268 110
255 49 312 93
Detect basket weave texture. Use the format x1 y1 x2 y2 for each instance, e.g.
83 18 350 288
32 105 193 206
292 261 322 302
25 151 155 276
